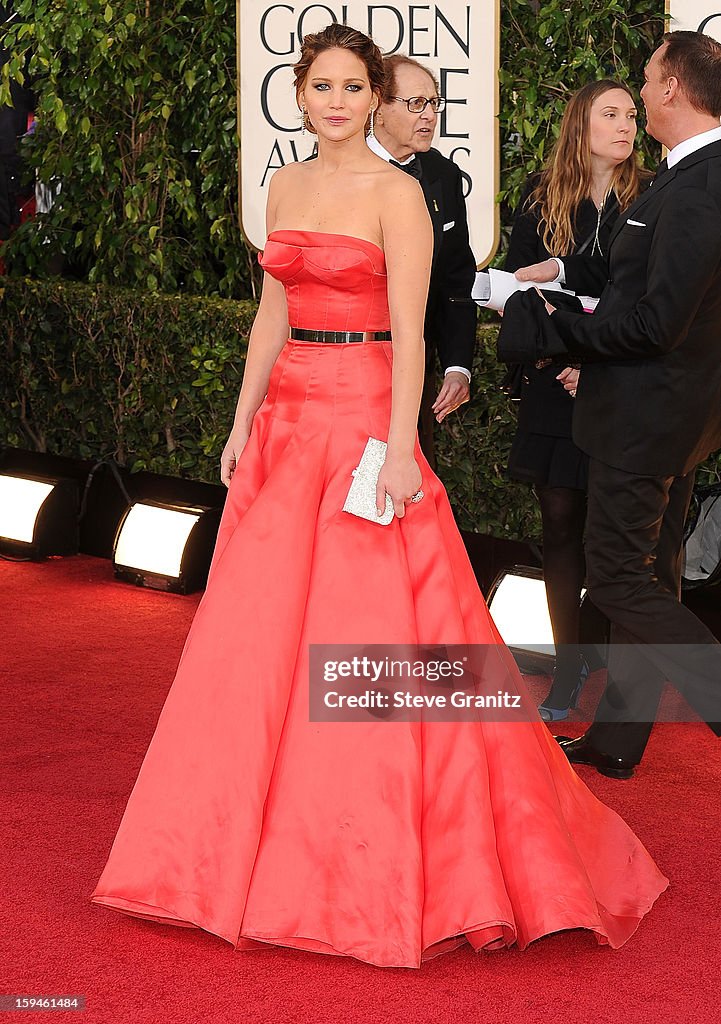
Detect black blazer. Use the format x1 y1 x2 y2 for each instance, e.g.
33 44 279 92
415 148 477 374
504 179 620 436
501 141 721 477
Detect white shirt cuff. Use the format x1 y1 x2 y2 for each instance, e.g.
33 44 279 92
553 258 565 285
444 366 471 383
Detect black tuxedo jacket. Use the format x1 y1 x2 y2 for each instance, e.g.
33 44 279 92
415 148 477 373
546 140 721 477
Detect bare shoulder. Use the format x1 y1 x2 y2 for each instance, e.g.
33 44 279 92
375 158 416 189
377 165 427 221
267 161 315 222
268 160 309 194
375 162 424 210
379 180 432 265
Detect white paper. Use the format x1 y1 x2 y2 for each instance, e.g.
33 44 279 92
473 268 598 313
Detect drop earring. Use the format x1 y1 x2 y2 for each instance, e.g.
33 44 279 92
301 106 307 135
368 107 375 138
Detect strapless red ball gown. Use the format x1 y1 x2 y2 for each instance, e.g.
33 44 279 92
92 231 667 968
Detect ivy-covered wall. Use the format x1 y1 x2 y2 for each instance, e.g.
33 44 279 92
498 0 664 214
0 0 250 296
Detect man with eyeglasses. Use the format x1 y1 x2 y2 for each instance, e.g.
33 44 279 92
367 54 477 467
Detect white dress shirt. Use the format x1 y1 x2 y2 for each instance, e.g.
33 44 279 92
667 123 721 167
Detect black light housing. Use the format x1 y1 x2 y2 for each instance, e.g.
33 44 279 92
112 499 222 594
0 471 79 559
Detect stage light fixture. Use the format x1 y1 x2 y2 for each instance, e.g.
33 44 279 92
487 565 559 673
113 500 222 594
0 472 79 559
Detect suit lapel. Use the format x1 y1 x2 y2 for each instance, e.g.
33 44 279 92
609 167 678 246
610 140 721 247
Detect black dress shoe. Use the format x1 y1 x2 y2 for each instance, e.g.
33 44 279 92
555 734 636 780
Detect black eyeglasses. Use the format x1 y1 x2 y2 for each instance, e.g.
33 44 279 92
390 96 446 113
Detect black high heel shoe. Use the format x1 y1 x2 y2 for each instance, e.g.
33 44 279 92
538 658 590 723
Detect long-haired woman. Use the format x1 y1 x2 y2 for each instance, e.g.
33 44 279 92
505 81 647 722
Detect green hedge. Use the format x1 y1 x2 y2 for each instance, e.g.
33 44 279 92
0 276 545 537
0 277 252 476
4 278 720 540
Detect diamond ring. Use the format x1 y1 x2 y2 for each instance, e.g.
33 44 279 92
410 490 424 503
569 388 577 398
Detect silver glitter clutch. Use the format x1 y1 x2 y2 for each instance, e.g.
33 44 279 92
342 437 395 526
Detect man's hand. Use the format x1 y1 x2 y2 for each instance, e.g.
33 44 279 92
515 258 559 284
533 285 557 316
432 371 470 423
556 366 580 397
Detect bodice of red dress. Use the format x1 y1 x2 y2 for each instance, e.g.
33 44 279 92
259 230 391 332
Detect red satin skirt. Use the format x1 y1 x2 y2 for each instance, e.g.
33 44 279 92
92 340 667 968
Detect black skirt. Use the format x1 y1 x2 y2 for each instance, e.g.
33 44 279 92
508 431 589 491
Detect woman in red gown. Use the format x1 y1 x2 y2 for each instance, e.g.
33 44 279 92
92 23 667 968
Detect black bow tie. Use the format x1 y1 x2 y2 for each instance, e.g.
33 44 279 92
390 158 422 180
653 157 669 182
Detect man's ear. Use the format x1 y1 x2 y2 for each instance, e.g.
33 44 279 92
664 76 679 102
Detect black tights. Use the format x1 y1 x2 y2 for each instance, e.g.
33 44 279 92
536 485 587 707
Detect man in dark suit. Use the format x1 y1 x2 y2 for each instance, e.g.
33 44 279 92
507 31 721 778
368 54 477 465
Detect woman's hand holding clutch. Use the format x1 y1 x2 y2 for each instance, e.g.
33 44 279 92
376 455 423 520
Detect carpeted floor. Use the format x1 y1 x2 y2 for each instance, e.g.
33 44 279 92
2 555 719 1024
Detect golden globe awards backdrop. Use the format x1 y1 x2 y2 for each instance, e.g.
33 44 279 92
667 1 721 39
237 2 499 263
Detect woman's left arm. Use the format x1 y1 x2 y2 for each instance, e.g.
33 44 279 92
377 175 433 517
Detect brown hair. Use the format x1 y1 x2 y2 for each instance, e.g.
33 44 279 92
382 54 440 102
530 80 644 256
660 30 721 117
293 22 387 135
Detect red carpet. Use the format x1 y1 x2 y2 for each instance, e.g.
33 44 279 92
2 555 719 1023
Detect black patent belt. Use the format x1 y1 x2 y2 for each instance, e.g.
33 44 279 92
289 327 392 344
